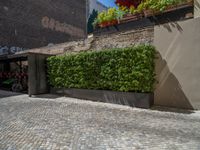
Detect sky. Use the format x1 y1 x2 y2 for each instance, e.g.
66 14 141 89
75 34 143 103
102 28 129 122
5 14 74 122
97 0 117 8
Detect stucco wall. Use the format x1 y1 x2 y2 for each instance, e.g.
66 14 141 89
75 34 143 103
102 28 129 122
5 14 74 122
154 18 200 110
194 0 200 18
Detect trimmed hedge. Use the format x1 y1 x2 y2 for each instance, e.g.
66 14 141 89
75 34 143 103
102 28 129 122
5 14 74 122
47 45 156 92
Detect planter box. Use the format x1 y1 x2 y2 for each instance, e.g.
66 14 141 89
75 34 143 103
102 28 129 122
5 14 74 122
120 13 144 24
94 1 193 36
148 3 193 24
94 3 193 36
51 88 154 109
144 1 193 17
99 20 118 28
94 18 154 36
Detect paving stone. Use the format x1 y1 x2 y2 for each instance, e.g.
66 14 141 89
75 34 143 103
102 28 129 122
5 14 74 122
0 90 200 150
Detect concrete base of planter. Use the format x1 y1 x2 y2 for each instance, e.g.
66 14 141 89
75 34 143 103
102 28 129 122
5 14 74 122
51 88 154 109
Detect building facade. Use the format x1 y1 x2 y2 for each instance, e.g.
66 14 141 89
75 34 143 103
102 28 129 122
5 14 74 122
0 0 87 55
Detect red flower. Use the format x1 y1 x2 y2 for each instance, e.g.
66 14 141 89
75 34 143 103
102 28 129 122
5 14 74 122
115 0 142 8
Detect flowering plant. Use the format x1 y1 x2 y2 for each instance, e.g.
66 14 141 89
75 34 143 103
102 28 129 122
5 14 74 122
93 0 192 28
115 0 143 8
93 8 125 28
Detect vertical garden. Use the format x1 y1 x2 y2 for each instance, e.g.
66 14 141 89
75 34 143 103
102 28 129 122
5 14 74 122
47 45 156 93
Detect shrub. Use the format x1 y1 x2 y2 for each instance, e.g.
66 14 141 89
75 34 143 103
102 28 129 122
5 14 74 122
47 45 156 93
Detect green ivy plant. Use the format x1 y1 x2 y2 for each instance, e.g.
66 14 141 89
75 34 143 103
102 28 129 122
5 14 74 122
47 45 156 93
143 0 189 12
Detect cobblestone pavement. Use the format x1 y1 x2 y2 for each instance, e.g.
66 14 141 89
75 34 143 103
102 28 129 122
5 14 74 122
0 90 200 150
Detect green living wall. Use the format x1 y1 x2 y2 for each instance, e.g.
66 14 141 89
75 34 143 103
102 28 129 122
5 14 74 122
47 45 156 92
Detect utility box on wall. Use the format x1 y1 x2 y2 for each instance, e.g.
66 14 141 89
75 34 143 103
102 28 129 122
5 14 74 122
0 0 87 54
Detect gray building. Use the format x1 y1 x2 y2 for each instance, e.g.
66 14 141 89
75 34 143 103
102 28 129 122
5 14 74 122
87 0 108 17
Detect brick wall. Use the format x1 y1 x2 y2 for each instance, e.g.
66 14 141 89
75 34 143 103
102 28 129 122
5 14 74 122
91 28 154 50
20 27 154 55
0 0 86 51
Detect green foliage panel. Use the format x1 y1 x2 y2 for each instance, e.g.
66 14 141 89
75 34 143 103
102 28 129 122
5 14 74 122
47 45 156 93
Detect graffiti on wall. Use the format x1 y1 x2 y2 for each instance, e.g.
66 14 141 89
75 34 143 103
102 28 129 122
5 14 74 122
41 16 85 38
0 46 26 55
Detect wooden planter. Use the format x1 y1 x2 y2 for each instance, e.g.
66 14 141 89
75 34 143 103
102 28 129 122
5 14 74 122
143 1 193 17
96 1 193 29
99 20 118 28
119 13 144 24
93 1 193 35
51 88 154 109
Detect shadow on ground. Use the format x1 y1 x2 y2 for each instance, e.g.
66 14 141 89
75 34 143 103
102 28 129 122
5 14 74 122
31 94 61 99
0 90 23 99
151 106 195 114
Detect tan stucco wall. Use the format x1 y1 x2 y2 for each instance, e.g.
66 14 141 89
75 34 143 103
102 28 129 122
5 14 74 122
194 0 200 18
154 18 200 109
